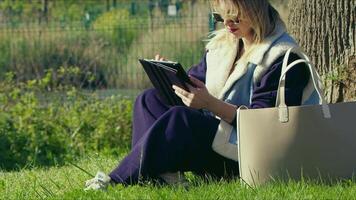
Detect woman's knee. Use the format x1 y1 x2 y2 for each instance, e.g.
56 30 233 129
169 105 197 112
166 106 195 117
163 106 201 126
136 88 156 102
134 88 162 108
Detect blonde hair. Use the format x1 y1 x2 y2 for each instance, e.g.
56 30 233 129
209 0 285 44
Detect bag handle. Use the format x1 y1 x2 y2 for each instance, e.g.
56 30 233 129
276 48 331 122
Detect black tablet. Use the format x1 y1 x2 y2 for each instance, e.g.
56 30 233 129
139 59 195 106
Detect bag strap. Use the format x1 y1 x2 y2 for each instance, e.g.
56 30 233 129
236 105 248 178
276 48 331 123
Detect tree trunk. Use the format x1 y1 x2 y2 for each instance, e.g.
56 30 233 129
288 0 355 103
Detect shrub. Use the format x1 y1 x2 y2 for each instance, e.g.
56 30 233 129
91 9 146 53
0 28 118 88
0 9 148 89
0 69 133 171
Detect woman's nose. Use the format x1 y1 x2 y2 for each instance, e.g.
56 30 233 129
224 19 234 27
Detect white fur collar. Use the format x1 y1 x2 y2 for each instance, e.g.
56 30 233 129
205 23 299 99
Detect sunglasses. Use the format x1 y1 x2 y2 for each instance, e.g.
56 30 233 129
212 12 241 25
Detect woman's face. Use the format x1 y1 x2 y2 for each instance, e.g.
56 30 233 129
214 0 255 41
224 17 252 38
222 14 253 39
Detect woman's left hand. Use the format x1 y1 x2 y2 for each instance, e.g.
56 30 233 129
172 76 214 109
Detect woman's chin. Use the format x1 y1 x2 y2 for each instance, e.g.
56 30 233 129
230 32 241 38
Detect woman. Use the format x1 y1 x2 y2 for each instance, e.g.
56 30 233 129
85 0 319 190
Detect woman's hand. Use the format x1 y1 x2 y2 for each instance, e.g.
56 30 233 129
172 76 214 109
154 54 165 61
173 75 237 124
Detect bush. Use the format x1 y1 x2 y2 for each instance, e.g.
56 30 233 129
0 69 133 171
0 9 148 89
92 9 146 53
0 28 118 88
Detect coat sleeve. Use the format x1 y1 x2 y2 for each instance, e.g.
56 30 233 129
187 52 208 83
250 53 310 109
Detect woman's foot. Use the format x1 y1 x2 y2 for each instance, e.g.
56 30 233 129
84 171 112 191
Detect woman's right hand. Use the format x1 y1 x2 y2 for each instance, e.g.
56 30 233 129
173 76 214 110
154 54 165 61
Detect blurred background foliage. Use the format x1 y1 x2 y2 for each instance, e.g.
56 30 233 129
0 0 211 90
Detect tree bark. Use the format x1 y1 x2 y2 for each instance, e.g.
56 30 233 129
288 0 355 103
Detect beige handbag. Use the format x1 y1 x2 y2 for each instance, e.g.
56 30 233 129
237 48 356 186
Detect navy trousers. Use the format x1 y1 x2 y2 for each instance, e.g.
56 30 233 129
109 88 239 184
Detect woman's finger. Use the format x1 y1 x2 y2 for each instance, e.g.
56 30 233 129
178 88 190 97
155 54 160 60
172 85 189 96
154 54 166 61
182 98 192 107
175 89 189 102
173 85 194 100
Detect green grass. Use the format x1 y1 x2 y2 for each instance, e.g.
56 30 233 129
2 154 356 200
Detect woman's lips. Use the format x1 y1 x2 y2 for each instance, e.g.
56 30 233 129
228 28 238 33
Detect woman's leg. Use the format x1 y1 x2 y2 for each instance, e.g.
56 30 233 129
109 106 239 185
132 88 170 147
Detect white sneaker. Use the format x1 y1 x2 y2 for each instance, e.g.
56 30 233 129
84 171 111 191
159 172 188 186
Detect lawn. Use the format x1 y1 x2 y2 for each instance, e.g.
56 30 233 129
1 154 356 200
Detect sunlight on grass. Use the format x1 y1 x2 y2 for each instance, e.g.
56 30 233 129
2 154 356 199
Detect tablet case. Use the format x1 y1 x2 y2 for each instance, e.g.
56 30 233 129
139 59 194 106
